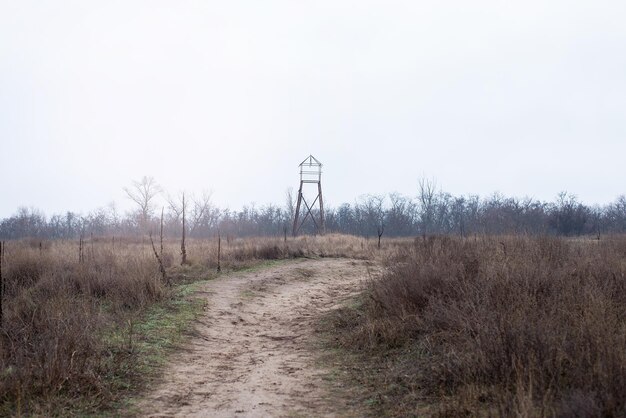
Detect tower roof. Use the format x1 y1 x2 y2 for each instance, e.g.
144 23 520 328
299 155 322 167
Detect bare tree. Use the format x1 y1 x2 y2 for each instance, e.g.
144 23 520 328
189 191 215 236
166 191 195 265
418 177 437 237
450 196 466 237
284 188 296 240
166 192 184 221
285 187 296 225
366 195 385 236
386 193 418 236
550 192 589 236
606 195 626 232
377 223 384 249
124 176 161 232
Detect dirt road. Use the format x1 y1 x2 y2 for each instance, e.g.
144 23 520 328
136 258 372 417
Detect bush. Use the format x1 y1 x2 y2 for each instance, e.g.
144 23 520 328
339 235 626 416
0 240 166 414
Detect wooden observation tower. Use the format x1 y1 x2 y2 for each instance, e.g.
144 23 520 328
292 155 325 236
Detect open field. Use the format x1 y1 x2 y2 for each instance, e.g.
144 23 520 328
325 235 626 417
3 2 625 416
0 234 625 416
0 234 386 415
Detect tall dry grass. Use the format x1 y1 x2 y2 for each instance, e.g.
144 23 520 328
332 235 626 417
0 233 384 414
0 239 165 415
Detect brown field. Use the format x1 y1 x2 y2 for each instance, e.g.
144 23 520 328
0 234 624 417
327 235 626 417
0 234 384 415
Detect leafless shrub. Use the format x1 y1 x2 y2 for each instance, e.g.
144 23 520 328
0 240 166 413
336 235 626 417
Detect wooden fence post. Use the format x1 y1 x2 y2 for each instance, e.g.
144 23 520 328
0 241 4 325
217 231 221 273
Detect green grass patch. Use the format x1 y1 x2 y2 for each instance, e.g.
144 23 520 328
101 280 209 416
229 258 289 273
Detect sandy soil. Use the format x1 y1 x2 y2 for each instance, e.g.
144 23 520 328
136 258 372 417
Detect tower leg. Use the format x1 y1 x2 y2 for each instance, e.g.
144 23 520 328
318 181 325 235
292 183 303 236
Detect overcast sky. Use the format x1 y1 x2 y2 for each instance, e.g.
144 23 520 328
1 1 625 218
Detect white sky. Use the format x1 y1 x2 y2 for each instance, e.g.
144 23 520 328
1 1 625 217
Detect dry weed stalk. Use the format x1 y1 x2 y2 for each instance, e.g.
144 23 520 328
0 241 3 324
149 231 169 285
181 193 187 265
160 207 164 259
217 231 221 273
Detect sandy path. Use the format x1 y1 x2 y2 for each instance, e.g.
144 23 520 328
136 258 371 417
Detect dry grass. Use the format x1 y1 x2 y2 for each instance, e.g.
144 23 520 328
327 235 626 417
0 233 385 415
0 240 165 415
9 233 618 416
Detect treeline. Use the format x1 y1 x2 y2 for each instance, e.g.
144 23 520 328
1 182 625 240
